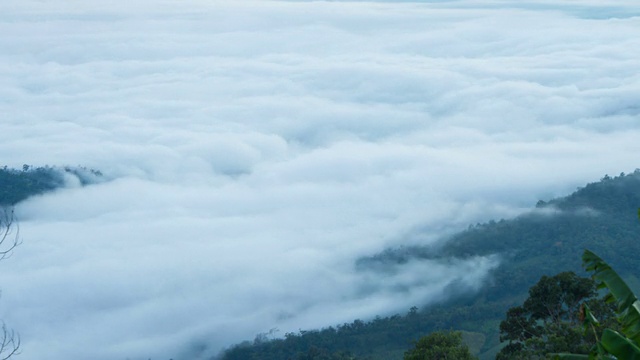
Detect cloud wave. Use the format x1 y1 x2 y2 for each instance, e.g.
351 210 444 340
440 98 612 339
1 1 639 359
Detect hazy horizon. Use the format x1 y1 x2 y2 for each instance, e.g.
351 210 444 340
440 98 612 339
1 1 640 359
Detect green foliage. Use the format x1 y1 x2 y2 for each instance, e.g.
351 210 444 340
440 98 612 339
524 272 594 323
0 165 63 205
0 165 103 205
599 329 640 359
583 249 640 345
403 331 476 360
496 272 611 359
553 249 640 360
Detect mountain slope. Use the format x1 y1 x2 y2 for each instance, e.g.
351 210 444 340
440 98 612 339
219 170 640 360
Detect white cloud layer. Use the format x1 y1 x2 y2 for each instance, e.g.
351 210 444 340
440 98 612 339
1 0 640 359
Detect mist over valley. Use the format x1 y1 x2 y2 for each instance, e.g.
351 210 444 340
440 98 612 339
1 1 640 359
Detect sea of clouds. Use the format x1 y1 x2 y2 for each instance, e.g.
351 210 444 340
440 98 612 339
1 0 640 359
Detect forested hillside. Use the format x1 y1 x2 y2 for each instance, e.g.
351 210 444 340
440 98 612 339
0 165 103 205
220 170 640 360
4 165 638 359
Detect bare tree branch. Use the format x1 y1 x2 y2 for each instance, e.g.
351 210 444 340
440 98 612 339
0 208 20 261
0 323 19 360
0 207 21 359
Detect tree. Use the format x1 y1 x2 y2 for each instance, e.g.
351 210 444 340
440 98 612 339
497 271 614 359
553 249 640 359
552 209 640 359
0 208 20 359
403 331 476 360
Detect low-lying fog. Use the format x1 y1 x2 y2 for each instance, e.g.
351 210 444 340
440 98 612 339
1 1 640 359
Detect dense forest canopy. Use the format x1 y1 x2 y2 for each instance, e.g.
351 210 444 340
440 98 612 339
0 165 103 206
220 170 640 360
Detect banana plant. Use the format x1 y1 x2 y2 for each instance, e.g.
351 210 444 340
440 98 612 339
552 249 640 359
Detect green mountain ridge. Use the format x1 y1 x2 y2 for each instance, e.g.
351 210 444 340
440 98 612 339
219 170 640 360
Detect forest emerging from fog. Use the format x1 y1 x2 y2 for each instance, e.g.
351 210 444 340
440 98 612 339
3 166 640 360
220 170 640 360
3 1 640 358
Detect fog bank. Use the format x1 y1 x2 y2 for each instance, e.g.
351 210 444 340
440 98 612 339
1 1 639 359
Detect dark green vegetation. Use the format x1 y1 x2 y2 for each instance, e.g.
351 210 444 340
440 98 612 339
552 250 640 359
220 170 640 360
404 331 476 360
0 165 103 205
497 271 616 359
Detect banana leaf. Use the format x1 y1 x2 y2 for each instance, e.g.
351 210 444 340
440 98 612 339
600 329 640 360
583 249 640 345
